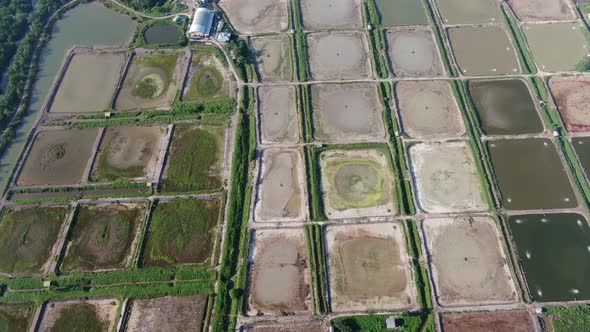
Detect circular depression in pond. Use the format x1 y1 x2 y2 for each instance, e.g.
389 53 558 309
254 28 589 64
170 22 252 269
332 161 387 208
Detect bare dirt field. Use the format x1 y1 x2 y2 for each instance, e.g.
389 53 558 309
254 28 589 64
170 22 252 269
246 321 326 332
38 299 120 331
506 0 575 21
0 303 36 332
220 0 288 35
307 32 371 81
61 202 145 273
50 52 125 113
255 149 305 222
126 295 207 332
92 126 165 182
320 149 397 219
300 0 362 29
326 223 416 312
422 217 517 307
247 228 311 316
311 83 385 143
17 128 99 186
549 75 590 133
114 52 179 110
409 142 488 213
258 86 299 144
396 80 465 139
386 27 443 78
252 36 292 82
442 310 536 332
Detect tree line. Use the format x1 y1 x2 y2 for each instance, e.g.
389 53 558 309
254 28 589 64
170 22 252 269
0 0 33 90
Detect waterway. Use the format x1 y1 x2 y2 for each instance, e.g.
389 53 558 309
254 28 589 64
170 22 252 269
0 2 135 190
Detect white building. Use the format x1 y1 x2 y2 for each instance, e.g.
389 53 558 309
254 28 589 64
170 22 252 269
188 7 215 38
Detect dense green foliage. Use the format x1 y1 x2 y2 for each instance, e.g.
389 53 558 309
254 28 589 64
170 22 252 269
546 305 590 332
422 0 456 76
161 127 223 193
184 66 225 101
405 220 432 310
226 38 255 83
332 313 435 332
305 225 328 314
0 0 32 85
364 0 388 78
305 146 326 220
118 0 186 15
501 5 537 74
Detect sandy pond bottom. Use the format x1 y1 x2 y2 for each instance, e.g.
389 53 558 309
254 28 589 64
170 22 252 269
487 138 577 210
39 299 120 332
311 83 384 143
508 213 590 302
247 228 311 315
468 79 543 135
523 22 589 72
51 52 124 113
17 128 99 186
252 36 291 82
409 142 487 213
506 0 575 21
386 28 443 78
255 149 305 222
126 295 207 332
396 80 464 139
549 75 590 133
422 217 517 307
320 149 396 219
448 26 520 76
258 85 299 144
92 126 165 182
326 223 416 312
435 0 500 24
301 0 361 29
442 310 536 332
220 0 288 34
307 32 370 81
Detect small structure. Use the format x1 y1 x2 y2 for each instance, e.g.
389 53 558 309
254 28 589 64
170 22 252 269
173 15 187 24
188 7 215 39
216 32 231 43
43 280 52 288
386 316 399 330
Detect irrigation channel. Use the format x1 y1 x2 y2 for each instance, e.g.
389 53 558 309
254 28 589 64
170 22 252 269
0 3 135 191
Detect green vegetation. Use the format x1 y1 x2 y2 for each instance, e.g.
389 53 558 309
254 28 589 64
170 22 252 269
501 5 537 74
364 0 388 78
118 0 186 16
305 146 326 220
305 225 328 314
134 19 186 48
405 220 432 310
226 38 255 83
132 76 161 98
144 198 220 266
422 0 456 76
0 0 32 86
0 207 66 275
161 127 223 193
294 32 309 81
0 303 35 332
545 305 590 332
332 313 435 332
184 65 225 101
212 87 254 332
50 303 106 332
382 82 415 215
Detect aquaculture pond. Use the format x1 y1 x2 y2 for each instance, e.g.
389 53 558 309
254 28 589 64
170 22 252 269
487 138 577 210
434 0 500 24
0 3 134 190
468 79 543 135
143 23 182 45
375 0 428 26
572 137 590 179
508 213 590 302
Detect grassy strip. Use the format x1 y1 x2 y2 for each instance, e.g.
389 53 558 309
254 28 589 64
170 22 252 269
422 0 456 77
294 32 310 81
212 88 253 332
529 77 562 132
452 80 498 209
544 304 590 331
364 0 388 78
501 5 536 74
299 84 314 143
305 146 326 221
305 225 329 314
331 312 435 332
291 0 303 30
382 82 415 215
0 280 213 304
405 220 433 310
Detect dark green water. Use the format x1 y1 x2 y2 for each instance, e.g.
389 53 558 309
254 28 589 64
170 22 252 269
487 138 577 210
508 213 590 302
143 23 181 45
469 79 543 135
375 0 428 26
572 137 590 179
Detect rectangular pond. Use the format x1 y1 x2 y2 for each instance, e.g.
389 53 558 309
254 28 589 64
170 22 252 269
375 0 428 26
487 138 577 210
508 213 590 302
